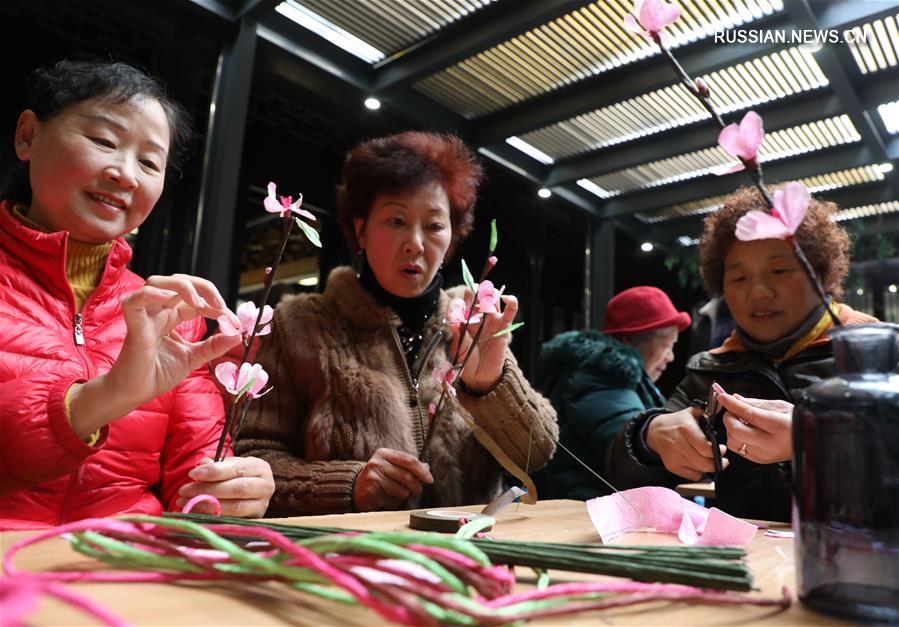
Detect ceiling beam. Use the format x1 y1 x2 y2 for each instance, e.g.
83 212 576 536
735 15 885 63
646 179 899 241
257 15 370 89
602 143 876 218
547 91 845 186
372 0 589 94
551 186 603 218
819 177 899 209
236 0 281 21
473 144 603 218
546 67 899 186
257 13 470 136
643 203 899 248
184 0 237 22
784 0 888 162
476 143 549 184
647 179 899 244
471 13 791 146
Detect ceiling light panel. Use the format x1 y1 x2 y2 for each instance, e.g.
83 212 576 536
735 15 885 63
879 100 899 134
280 0 493 62
834 201 899 221
520 46 826 160
844 12 898 74
414 0 784 118
589 115 860 195
635 164 886 223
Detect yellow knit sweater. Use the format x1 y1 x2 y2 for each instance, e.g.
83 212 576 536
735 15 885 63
12 206 112 310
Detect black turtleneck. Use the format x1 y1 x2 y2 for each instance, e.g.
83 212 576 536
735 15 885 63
358 258 442 368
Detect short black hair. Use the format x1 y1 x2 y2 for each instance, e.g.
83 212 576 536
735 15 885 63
3 59 194 202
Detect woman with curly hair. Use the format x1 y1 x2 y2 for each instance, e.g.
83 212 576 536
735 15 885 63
607 186 876 521
236 131 558 515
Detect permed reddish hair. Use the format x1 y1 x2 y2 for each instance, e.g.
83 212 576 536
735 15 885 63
699 186 851 299
336 131 483 259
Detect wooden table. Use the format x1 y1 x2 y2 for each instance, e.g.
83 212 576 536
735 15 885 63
675 481 716 500
0 499 846 625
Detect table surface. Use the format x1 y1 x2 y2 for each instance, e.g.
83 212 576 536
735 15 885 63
674 481 716 499
0 499 847 626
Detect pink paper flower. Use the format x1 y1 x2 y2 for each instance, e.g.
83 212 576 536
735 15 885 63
237 301 273 337
215 362 269 398
217 315 241 337
447 297 481 325
735 182 809 241
711 111 764 175
623 0 681 38
476 280 500 313
263 181 316 221
432 362 458 395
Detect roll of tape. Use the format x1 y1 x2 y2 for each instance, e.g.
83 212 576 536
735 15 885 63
408 509 493 533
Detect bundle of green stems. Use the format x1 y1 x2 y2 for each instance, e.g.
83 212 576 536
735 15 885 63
167 512 752 592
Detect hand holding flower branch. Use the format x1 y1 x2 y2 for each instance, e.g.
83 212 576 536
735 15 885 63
420 220 525 462
212 182 321 461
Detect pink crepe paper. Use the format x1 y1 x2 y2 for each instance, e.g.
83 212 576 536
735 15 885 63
710 111 764 176
183 493 222 516
623 0 681 38
586 486 757 546
263 181 315 221
214 361 269 398
476 280 500 312
735 181 810 241
446 297 481 325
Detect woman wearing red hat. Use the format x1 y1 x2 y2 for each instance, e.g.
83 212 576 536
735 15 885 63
534 286 690 500
607 187 876 522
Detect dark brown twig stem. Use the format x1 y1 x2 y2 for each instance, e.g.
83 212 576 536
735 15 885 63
214 214 294 461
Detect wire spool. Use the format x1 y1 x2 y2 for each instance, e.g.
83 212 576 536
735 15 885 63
408 509 493 533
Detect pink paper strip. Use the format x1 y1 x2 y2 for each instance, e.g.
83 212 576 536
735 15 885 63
585 487 757 546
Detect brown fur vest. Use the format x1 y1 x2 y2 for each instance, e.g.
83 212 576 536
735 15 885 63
237 266 558 516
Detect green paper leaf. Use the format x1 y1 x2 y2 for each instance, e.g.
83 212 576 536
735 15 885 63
294 217 322 248
489 219 498 253
492 321 524 338
235 376 256 402
461 259 476 292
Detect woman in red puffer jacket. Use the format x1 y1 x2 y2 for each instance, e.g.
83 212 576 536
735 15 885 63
0 60 274 529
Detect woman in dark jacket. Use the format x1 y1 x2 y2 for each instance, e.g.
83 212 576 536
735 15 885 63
535 287 690 500
607 187 876 522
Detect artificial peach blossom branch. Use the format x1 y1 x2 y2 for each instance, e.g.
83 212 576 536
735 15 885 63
625 2 839 325
213 182 321 461
420 221 514 463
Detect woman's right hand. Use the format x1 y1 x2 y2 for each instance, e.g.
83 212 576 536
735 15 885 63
352 448 434 512
645 407 730 481
69 274 242 439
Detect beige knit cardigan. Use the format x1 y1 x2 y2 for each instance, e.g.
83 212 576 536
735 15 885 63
236 266 558 516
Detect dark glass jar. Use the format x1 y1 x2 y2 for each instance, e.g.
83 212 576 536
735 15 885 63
793 324 899 622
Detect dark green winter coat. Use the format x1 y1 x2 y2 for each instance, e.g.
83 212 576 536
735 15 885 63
534 329 664 500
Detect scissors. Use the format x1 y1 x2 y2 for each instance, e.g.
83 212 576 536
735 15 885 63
694 382 725 478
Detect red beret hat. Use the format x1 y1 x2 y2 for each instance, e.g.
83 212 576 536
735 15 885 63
603 286 691 335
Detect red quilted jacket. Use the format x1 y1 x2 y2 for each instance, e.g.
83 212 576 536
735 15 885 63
0 201 226 529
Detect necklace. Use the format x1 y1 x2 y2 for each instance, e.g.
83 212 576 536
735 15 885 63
397 324 426 366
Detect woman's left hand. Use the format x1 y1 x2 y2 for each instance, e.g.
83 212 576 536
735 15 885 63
449 292 518 394
717 393 794 464
176 456 275 517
